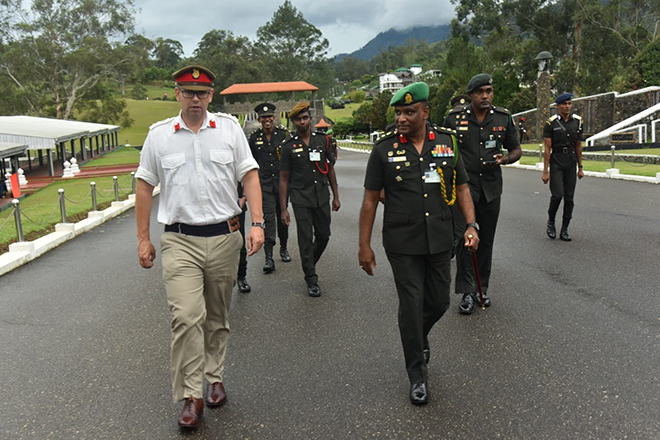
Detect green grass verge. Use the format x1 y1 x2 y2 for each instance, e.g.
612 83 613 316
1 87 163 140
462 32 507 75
517 155 660 177
80 146 141 167
0 148 138 252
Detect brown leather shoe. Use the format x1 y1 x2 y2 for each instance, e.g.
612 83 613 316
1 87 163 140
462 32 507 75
178 397 203 429
206 382 227 407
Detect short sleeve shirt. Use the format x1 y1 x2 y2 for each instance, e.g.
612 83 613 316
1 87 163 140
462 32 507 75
543 114 584 149
135 111 258 225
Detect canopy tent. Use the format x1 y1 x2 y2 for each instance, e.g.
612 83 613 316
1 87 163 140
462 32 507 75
0 141 29 177
0 116 121 176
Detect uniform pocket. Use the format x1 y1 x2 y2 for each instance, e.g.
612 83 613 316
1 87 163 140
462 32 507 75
161 153 187 186
209 150 234 180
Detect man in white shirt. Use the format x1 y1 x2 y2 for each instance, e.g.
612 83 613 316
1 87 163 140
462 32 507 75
135 65 264 430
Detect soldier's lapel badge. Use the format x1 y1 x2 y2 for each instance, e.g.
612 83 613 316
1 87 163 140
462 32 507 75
395 176 403 182
405 161 410 167
397 149 406 155
393 143 398 149
399 134 409 143
428 131 435 141
388 151 394 157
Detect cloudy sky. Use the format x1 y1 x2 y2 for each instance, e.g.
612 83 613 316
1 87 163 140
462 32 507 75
132 0 456 57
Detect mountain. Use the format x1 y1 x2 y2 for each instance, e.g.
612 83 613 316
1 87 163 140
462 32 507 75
334 25 452 61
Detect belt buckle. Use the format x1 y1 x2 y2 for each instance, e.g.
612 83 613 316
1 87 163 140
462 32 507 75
562 147 568 154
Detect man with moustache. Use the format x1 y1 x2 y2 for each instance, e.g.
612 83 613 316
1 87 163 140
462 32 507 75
542 93 584 241
249 103 291 275
359 82 479 404
279 102 340 297
135 65 264 430
443 73 522 315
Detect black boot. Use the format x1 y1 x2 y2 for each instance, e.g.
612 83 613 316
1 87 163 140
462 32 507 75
560 219 571 241
280 245 291 262
546 220 556 239
263 247 275 273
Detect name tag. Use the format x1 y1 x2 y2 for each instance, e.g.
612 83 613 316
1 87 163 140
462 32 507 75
424 170 441 183
388 156 407 162
293 148 304 153
309 151 321 161
256 141 264 145
485 140 498 149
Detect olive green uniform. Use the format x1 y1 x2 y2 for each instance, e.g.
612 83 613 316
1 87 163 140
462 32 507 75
279 131 336 285
364 127 468 385
443 104 519 296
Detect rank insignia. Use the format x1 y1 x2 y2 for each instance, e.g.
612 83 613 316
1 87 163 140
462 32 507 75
395 176 403 182
388 151 394 156
404 93 413 104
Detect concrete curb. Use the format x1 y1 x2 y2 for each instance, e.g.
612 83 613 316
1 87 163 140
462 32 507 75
0 187 160 276
338 146 660 184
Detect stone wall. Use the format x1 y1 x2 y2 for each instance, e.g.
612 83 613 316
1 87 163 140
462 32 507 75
514 87 660 144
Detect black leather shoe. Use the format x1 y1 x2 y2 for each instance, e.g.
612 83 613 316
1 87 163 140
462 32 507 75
410 382 429 405
308 284 321 297
280 248 291 262
459 293 475 314
263 257 275 273
237 278 251 293
482 292 491 307
560 229 572 241
547 221 556 239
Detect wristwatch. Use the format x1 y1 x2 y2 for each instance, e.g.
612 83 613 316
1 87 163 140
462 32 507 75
251 222 265 230
466 222 480 232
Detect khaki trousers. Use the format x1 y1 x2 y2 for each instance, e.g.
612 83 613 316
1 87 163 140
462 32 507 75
161 230 242 402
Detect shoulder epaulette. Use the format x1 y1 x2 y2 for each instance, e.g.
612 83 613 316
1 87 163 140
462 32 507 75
435 126 456 135
213 112 240 125
375 131 398 145
573 114 582 120
549 114 560 122
493 106 511 115
281 134 296 145
448 105 469 114
149 116 176 130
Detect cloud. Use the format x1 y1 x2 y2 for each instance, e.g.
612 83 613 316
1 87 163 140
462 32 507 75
132 0 455 57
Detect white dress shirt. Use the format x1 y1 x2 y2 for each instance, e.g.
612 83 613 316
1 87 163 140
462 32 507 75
135 111 258 226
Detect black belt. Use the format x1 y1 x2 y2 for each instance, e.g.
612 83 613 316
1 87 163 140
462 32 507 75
552 146 575 154
165 217 240 237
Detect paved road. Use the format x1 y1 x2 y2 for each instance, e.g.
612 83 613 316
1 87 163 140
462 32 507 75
1 150 658 439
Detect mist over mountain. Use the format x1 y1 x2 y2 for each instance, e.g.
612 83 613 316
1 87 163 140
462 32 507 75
334 25 452 61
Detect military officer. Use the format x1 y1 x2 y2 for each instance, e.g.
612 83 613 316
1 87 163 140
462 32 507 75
359 82 479 405
248 102 291 274
279 102 340 297
542 93 584 241
443 73 522 315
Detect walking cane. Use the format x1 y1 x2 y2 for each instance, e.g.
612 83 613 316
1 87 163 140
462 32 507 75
468 236 485 309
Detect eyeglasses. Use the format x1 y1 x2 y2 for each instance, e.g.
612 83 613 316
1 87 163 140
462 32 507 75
179 89 211 99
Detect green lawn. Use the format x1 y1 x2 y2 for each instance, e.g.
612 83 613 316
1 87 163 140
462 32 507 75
324 102 361 121
81 146 141 167
121 99 180 146
517 155 660 177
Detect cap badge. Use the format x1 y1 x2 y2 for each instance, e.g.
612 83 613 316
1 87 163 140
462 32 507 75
263 106 268 111
404 93 413 104
488 78 493 84
192 69 200 79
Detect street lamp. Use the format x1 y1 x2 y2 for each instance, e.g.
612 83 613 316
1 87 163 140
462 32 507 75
535 51 553 74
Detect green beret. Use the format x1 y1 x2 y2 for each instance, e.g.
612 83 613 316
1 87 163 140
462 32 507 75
289 102 310 119
466 73 493 94
389 82 429 106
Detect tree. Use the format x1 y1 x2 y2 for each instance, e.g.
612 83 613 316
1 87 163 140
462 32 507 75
115 35 154 95
257 1 329 84
0 0 136 119
152 38 183 70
